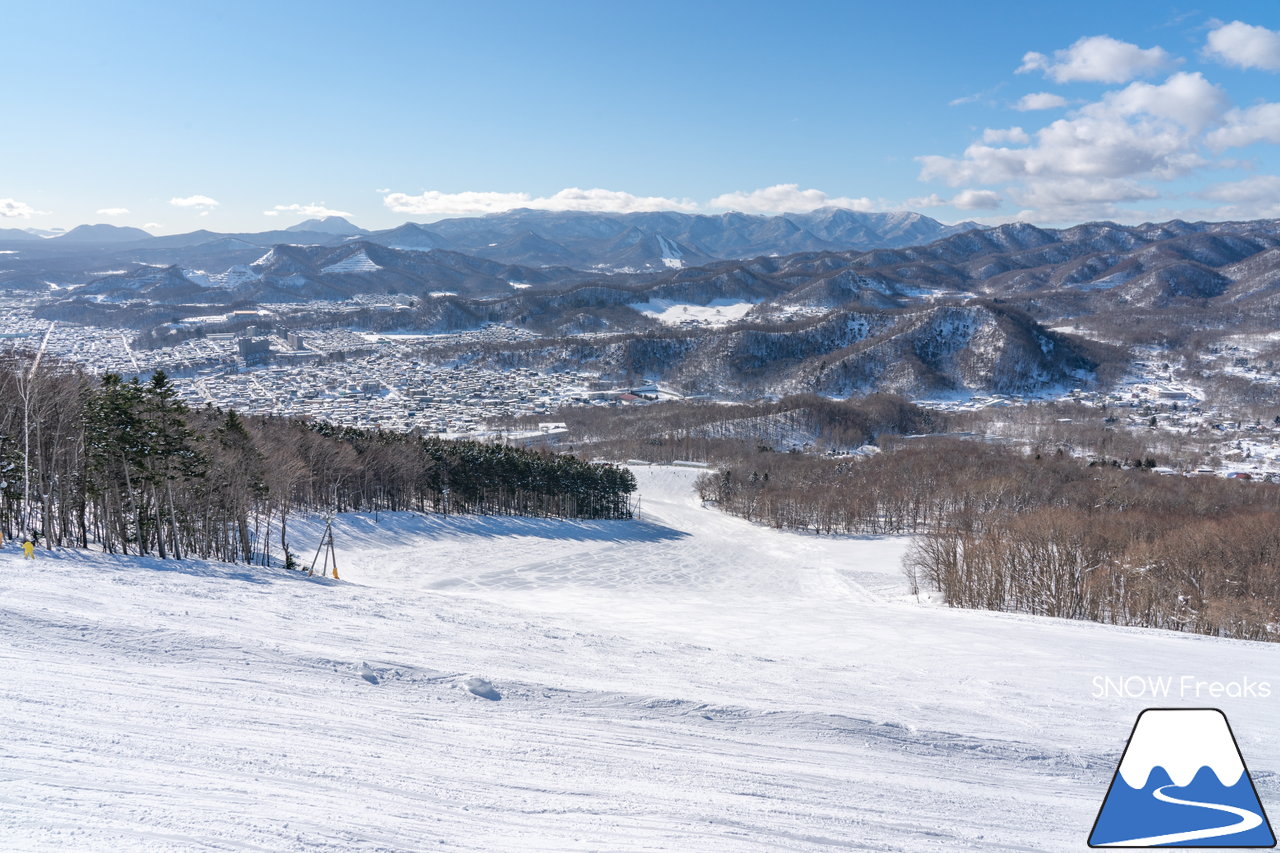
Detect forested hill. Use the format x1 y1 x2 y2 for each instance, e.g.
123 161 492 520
0 358 635 565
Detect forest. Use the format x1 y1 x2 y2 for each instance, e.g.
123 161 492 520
0 355 635 566
695 439 1280 642
520 393 942 459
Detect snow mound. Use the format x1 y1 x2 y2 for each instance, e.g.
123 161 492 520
360 662 381 684
464 676 501 700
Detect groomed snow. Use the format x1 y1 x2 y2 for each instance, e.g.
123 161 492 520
320 250 381 274
628 298 758 327
0 465 1276 851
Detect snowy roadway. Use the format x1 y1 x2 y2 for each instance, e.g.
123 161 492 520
0 466 1276 850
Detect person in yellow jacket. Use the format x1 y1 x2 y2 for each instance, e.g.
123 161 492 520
21 539 35 560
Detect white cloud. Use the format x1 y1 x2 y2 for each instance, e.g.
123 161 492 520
1198 174 1280 202
384 187 698 217
1199 174 1280 203
1102 71 1227 131
0 198 48 219
1020 174 1159 220
708 184 874 214
948 84 1004 108
1193 175 1280 220
1207 102 1280 149
264 203 353 218
952 189 1003 210
169 194 220 210
982 127 1031 145
1017 35 1173 84
1204 21 1280 71
1011 177 1158 211
890 190 1005 212
1015 92 1068 111
904 193 948 208
143 222 162 230
918 72 1234 223
96 207 129 217
921 73 1226 188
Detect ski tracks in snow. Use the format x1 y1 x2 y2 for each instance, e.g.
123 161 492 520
1 466 1277 851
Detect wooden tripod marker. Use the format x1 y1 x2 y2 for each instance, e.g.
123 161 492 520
308 518 340 580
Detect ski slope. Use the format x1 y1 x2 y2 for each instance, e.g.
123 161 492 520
1 466 1276 851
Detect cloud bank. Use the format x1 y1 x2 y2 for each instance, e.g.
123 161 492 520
707 184 875 214
170 195 220 210
264 203 353 218
384 187 698 217
922 20 1280 223
0 199 47 219
1018 35 1174 84
1204 21 1280 71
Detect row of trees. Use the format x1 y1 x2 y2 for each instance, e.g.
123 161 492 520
525 393 943 463
0 356 635 565
696 439 1280 641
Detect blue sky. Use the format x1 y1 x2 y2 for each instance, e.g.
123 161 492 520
3 0 1280 232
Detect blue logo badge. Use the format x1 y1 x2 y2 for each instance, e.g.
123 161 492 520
1090 708 1275 847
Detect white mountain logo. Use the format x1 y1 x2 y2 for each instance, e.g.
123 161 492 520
1089 708 1275 848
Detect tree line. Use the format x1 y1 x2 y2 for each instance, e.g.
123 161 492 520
523 393 943 463
0 355 635 566
696 438 1280 642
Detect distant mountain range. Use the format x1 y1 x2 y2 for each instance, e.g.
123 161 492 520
364 208 984 270
0 208 982 272
15 213 1280 321
75 242 598 304
13 209 1280 398
441 216 1280 336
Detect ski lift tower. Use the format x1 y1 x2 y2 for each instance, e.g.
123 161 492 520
308 516 340 580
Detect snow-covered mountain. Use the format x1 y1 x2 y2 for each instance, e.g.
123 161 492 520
369 222 453 251
54 223 153 243
77 264 223 302
0 227 42 242
284 215 367 236
78 241 599 303
359 208 982 270
471 301 1104 397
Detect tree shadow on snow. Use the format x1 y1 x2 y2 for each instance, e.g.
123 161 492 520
35 548 343 587
326 511 689 546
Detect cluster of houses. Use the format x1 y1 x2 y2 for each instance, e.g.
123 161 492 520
174 350 678 436
917 342 1280 480
8 289 1280 469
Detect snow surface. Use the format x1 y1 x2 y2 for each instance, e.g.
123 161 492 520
1 465 1277 851
321 250 381 274
628 298 758 327
208 264 261 288
656 235 684 269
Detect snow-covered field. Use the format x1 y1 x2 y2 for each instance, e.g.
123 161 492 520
1 466 1276 851
628 298 759 327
